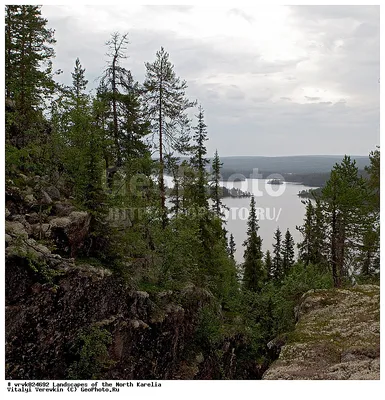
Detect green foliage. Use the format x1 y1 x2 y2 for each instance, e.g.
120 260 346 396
190 105 210 209
210 150 226 219
282 229 295 275
68 326 114 379
235 262 334 363
271 227 283 280
143 46 196 224
194 305 222 350
5 5 56 148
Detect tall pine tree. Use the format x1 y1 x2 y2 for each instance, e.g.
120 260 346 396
142 47 195 226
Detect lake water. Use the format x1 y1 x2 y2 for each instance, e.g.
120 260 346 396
164 176 316 264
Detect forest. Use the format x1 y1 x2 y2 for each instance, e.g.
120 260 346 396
5 6 380 380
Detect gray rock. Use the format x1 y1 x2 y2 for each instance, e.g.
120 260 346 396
5 221 28 239
262 285 380 380
52 202 75 217
25 213 40 225
5 208 11 219
31 223 51 239
45 186 60 201
40 190 53 205
24 194 36 206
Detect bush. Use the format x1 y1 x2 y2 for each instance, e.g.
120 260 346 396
68 326 115 379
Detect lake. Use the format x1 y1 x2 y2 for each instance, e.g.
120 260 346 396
164 176 316 264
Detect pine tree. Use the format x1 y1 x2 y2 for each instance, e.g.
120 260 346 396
358 147 380 279
272 227 283 280
282 229 295 275
98 32 149 189
365 146 380 211
321 156 368 287
142 47 196 226
242 196 265 292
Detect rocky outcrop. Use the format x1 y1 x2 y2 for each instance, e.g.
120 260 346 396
263 285 380 380
5 248 208 379
6 179 90 257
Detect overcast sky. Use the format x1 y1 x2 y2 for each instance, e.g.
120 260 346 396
43 5 379 157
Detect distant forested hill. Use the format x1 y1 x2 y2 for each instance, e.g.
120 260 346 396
219 155 369 174
214 155 370 187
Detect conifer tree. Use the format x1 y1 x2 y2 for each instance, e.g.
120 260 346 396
210 150 226 220
52 58 102 204
297 200 314 266
282 229 295 275
321 156 368 287
190 105 210 210
100 33 131 169
142 47 196 226
297 199 327 268
5 5 56 147
228 233 236 261
242 196 265 292
98 33 149 190
264 250 273 279
272 227 283 280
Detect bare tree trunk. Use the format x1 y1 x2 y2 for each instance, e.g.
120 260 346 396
331 208 340 287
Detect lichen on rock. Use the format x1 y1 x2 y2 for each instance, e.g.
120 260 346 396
262 285 380 380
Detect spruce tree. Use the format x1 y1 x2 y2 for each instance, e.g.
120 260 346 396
51 58 102 205
297 199 327 268
282 229 295 275
242 196 265 292
264 250 273 279
228 233 236 261
272 227 283 280
297 200 314 266
5 5 56 147
210 150 226 220
190 105 210 210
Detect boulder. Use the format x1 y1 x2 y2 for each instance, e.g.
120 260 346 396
45 186 61 201
51 202 76 217
262 285 380 380
30 223 51 240
49 211 91 257
24 194 37 206
25 213 40 225
40 190 53 205
5 221 28 240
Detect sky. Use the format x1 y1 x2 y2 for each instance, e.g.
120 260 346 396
42 5 380 157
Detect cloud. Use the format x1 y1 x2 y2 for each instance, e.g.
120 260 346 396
305 96 321 101
228 8 255 24
42 5 379 156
